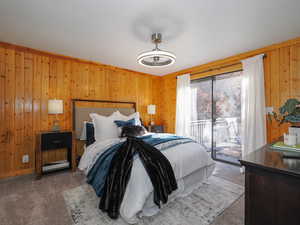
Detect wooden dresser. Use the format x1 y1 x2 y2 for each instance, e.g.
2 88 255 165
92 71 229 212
240 145 300 225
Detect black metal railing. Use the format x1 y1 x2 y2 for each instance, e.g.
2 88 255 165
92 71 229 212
190 118 241 150
190 119 212 149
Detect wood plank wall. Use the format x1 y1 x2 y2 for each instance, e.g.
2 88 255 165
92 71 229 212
1 36 300 179
0 42 161 179
160 37 300 143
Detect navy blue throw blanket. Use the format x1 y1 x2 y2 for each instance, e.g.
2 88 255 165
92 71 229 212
99 136 179 219
87 134 193 197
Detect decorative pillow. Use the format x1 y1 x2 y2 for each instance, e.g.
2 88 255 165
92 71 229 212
89 112 121 141
86 122 95 146
80 121 89 141
114 118 137 128
120 125 147 137
114 111 142 126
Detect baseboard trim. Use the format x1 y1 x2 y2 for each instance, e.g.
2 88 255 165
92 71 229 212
0 168 35 180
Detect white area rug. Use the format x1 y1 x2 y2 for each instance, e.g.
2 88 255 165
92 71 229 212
63 176 244 225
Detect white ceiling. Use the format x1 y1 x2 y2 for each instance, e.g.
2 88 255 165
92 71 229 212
0 0 300 76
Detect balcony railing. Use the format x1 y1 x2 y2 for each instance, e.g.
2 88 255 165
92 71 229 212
190 119 212 149
190 118 241 155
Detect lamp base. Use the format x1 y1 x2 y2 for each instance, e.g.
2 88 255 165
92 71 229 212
52 120 61 132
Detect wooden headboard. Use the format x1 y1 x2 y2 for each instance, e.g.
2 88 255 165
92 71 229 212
72 99 137 139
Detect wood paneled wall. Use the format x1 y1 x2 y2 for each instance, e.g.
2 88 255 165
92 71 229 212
160 37 300 143
0 42 161 179
1 36 300 178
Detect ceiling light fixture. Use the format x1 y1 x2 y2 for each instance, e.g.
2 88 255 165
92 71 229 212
137 33 176 67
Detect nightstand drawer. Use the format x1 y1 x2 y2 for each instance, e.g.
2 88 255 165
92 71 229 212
41 132 72 151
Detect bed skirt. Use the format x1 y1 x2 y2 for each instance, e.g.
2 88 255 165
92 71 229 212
128 162 216 223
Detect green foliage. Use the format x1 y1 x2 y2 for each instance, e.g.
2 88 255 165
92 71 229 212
279 99 300 114
268 98 300 125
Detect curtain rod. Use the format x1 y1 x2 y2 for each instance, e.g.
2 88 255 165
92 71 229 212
190 62 241 76
176 54 266 78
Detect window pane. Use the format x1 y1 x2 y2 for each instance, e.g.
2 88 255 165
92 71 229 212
191 79 212 151
191 71 242 165
213 71 242 164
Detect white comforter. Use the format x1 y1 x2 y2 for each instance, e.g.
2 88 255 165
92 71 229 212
79 135 215 224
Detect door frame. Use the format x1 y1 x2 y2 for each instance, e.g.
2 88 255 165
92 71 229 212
192 70 242 166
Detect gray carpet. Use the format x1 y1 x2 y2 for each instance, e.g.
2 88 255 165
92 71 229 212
63 176 244 225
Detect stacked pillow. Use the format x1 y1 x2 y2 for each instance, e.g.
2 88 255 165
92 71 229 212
114 111 141 126
80 121 95 146
88 111 142 143
114 118 137 127
85 122 95 146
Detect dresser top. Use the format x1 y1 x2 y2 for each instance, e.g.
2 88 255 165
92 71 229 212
240 144 300 177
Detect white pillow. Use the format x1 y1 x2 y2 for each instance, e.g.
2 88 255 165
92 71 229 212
114 111 142 126
89 112 120 141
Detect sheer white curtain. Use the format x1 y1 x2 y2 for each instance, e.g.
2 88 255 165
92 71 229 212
241 54 267 157
176 74 191 137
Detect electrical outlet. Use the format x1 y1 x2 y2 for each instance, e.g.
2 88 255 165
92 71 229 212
22 154 29 163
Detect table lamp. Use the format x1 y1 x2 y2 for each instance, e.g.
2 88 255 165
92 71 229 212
147 104 156 126
48 99 63 131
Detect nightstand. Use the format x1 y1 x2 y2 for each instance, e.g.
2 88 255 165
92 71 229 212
36 131 75 178
148 125 164 133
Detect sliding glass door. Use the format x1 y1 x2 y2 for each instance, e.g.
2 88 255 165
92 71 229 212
191 78 212 151
213 72 242 164
191 71 242 165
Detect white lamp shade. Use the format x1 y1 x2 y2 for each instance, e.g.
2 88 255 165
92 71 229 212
147 104 156 115
48 99 63 114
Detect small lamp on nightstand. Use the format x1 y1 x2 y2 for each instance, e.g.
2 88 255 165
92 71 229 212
48 99 63 132
147 104 156 126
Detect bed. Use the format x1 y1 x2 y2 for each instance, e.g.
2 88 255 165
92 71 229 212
72 99 215 224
